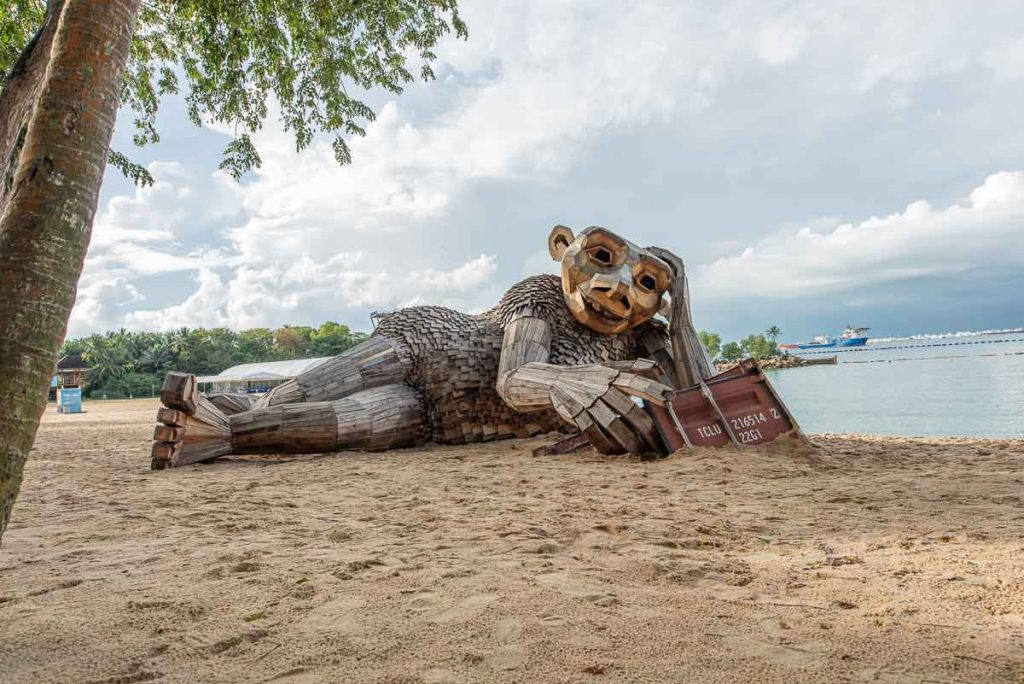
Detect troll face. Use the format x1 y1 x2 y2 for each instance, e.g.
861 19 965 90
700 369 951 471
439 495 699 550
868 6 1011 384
548 225 672 335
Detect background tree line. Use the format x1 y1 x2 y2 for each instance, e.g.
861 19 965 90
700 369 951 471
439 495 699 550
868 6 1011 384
61 323 367 399
698 325 783 363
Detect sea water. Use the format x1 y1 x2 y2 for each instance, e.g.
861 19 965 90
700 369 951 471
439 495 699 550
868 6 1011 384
763 332 1024 438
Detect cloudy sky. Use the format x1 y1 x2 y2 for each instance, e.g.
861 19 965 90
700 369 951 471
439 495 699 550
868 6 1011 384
74 0 1024 343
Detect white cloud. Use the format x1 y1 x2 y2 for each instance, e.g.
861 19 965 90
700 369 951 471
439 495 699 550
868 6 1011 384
980 34 1024 81
120 251 503 331
756 17 810 66
68 278 145 336
125 268 230 331
91 161 242 249
409 254 497 289
694 172 1024 300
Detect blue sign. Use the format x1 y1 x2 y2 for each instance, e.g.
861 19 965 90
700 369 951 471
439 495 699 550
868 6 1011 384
58 387 82 414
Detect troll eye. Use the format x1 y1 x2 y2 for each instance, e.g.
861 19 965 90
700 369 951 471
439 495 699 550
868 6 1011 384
637 274 657 291
591 247 612 265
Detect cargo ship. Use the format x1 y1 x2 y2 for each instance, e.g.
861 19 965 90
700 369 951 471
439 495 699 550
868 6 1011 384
778 326 870 351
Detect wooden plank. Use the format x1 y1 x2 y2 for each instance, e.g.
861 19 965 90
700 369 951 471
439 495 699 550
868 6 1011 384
282 403 338 453
605 358 659 378
193 395 229 430
171 442 231 467
153 425 183 443
589 398 643 454
576 412 620 455
150 442 177 469
160 372 196 413
602 389 661 454
157 408 185 427
296 336 410 403
613 374 670 404
533 432 589 457
208 392 256 415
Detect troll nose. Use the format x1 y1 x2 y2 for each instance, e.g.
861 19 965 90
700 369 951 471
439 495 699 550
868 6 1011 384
590 271 632 315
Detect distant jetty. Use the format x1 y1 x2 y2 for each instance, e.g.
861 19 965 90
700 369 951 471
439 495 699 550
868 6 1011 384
715 354 836 373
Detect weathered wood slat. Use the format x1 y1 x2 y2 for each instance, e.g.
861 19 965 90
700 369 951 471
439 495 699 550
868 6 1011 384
153 425 183 442
171 442 232 467
208 392 257 415
575 412 620 455
590 398 644 454
282 403 338 453
638 326 677 388
612 374 669 404
298 336 410 403
160 373 196 413
533 432 589 457
192 394 229 430
157 408 185 427
151 442 176 469
229 406 286 451
646 247 715 385
601 388 661 453
332 384 426 452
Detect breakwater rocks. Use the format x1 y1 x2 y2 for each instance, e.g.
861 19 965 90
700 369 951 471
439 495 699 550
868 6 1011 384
715 354 818 373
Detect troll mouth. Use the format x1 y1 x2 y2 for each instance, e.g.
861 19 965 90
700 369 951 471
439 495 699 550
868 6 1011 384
580 291 629 325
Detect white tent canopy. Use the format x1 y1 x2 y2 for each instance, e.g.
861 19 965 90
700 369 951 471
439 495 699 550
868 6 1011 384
197 357 331 389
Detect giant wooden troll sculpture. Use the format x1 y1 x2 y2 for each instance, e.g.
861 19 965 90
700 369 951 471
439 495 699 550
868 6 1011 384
150 226 714 469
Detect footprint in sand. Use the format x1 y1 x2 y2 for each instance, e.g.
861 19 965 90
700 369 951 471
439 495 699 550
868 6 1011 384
494 618 520 645
486 650 528 671
407 590 441 612
267 667 317 683
723 635 825 669
431 594 496 624
535 572 618 606
486 618 528 671
27 578 82 597
421 667 460 683
568 632 613 650
297 596 367 636
539 614 568 630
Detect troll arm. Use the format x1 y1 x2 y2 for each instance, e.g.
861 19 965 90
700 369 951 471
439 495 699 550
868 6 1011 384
495 312 671 454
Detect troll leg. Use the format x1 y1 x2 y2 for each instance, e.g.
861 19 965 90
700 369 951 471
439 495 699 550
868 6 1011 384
152 375 425 468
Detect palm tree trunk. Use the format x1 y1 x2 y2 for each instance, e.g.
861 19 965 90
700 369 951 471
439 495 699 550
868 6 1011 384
0 1 64 209
0 0 141 542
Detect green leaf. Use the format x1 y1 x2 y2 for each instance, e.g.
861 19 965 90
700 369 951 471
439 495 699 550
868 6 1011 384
218 133 261 180
332 136 352 166
106 149 154 187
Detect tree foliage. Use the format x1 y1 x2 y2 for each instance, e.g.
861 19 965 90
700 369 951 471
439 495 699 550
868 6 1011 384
698 330 721 361
1 0 467 182
67 322 368 399
703 330 779 362
738 334 777 360
0 1 44 76
720 341 743 363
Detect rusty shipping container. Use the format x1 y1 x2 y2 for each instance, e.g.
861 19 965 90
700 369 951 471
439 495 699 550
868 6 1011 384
647 359 801 453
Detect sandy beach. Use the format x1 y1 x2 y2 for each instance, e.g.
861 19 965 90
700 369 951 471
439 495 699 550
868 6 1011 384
1 398 1022 683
